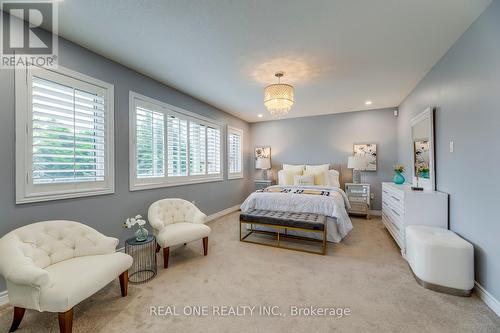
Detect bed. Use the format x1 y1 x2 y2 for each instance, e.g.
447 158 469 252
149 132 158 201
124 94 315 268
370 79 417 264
240 165 353 243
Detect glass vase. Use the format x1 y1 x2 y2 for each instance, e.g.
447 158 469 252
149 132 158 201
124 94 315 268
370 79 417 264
135 225 149 242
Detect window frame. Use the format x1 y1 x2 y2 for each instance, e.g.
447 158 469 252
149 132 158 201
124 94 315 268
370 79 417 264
129 91 224 191
227 125 244 179
15 65 115 204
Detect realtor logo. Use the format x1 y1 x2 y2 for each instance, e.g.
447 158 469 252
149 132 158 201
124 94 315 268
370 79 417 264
1 0 58 68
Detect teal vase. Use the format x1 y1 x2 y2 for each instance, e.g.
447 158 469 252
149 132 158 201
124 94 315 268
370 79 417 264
393 171 405 185
135 225 149 242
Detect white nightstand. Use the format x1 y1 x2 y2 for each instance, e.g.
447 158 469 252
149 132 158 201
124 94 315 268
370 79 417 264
345 183 371 219
254 179 274 190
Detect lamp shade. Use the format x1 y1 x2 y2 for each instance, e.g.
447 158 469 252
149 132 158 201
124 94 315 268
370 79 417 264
347 155 368 170
255 157 271 170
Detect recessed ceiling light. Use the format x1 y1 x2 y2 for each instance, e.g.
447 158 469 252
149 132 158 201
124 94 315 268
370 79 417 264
257 114 263 118
365 100 373 105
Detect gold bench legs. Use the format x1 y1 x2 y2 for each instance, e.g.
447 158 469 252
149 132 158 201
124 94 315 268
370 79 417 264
239 221 327 255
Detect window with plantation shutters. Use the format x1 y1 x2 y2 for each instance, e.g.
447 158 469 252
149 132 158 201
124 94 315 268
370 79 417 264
129 92 223 190
189 121 206 176
135 106 164 178
207 126 221 174
167 115 188 177
16 66 114 204
32 77 106 184
227 126 243 179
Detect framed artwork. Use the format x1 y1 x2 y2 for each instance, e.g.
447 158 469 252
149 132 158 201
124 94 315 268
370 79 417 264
254 146 271 159
353 144 377 171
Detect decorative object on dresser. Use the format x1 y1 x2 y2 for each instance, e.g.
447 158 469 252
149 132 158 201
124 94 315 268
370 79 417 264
345 183 371 219
381 182 448 255
124 214 149 241
148 198 210 269
347 155 368 183
0 220 133 333
254 179 274 190
411 107 435 190
125 235 157 284
406 226 474 296
353 143 377 171
255 146 271 180
393 164 406 185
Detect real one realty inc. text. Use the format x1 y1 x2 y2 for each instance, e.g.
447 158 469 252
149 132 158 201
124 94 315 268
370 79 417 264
150 305 352 318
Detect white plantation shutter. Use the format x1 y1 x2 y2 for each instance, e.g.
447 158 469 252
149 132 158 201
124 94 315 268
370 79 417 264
32 76 106 184
207 126 221 174
167 114 188 177
189 121 206 175
136 106 164 178
16 65 114 204
228 126 243 178
129 92 223 190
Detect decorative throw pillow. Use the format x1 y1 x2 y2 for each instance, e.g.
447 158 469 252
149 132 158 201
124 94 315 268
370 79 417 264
293 174 315 186
278 170 300 185
326 169 341 188
283 164 305 174
304 164 330 185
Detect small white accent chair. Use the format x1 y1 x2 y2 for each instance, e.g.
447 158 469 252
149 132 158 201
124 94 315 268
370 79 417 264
148 198 211 268
0 220 133 333
406 225 474 296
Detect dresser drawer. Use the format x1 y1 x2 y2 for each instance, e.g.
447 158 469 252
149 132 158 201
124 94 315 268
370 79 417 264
382 191 404 216
382 212 404 249
383 198 404 222
382 183 404 202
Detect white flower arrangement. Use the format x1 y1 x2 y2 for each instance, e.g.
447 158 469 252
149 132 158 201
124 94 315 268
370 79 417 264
124 215 146 229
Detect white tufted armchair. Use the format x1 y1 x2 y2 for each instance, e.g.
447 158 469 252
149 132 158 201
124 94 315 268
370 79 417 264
0 220 133 333
148 198 211 269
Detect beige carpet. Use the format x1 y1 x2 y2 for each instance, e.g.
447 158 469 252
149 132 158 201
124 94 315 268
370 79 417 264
1 212 499 333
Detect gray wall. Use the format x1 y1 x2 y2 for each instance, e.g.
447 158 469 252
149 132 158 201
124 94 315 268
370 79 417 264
397 0 500 301
0 32 253 291
250 108 399 210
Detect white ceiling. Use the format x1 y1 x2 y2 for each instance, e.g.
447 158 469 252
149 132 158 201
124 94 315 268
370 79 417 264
52 0 491 122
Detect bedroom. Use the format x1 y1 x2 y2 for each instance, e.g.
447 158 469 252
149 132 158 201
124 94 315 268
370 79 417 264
0 1 499 332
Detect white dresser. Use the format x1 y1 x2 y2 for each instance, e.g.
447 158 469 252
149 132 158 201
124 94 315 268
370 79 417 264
381 182 448 255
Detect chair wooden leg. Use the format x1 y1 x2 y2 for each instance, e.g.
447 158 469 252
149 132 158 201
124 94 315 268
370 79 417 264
119 271 128 297
203 237 208 256
155 243 160 253
58 308 73 333
9 307 25 332
163 247 170 268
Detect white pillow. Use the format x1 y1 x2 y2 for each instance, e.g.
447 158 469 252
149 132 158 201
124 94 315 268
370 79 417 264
278 170 301 185
305 164 330 173
304 164 330 185
293 174 315 186
283 164 305 174
326 169 340 188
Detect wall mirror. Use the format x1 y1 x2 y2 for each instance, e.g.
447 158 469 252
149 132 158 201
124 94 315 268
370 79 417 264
410 107 435 190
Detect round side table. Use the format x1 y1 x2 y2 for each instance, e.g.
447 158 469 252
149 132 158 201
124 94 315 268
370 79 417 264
125 235 157 284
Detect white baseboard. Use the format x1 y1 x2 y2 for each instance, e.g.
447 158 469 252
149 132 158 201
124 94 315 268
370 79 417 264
370 210 382 217
0 290 9 306
475 281 500 317
206 204 241 222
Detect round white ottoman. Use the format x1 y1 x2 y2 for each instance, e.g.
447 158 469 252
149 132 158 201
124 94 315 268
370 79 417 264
405 225 474 296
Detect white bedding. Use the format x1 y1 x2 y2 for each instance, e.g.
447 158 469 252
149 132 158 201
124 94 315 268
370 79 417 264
240 185 353 243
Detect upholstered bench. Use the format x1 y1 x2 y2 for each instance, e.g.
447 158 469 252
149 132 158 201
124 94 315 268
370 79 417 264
406 225 474 296
239 210 327 254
